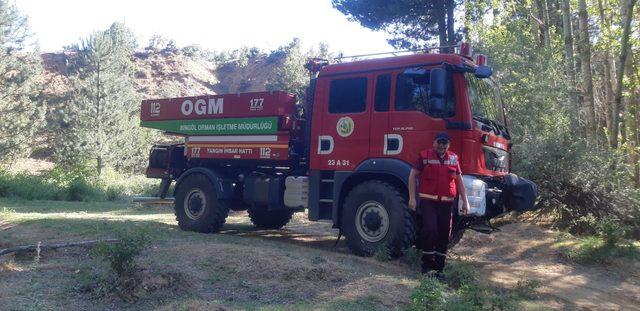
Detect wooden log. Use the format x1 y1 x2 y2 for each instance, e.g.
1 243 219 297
0 239 119 256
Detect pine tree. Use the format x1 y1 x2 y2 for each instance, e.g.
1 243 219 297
332 0 459 49
0 0 44 164
59 22 147 175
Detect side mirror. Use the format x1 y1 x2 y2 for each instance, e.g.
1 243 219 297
429 68 446 113
474 65 493 78
430 68 446 98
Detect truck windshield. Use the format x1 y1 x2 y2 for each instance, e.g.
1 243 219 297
466 75 506 126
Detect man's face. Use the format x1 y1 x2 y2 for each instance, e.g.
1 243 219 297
433 138 450 156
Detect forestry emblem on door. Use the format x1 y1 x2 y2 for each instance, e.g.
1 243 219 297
336 116 354 137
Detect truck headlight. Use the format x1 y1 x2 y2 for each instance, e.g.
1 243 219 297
458 175 487 216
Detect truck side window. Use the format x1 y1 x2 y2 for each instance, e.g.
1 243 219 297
374 74 391 112
329 77 368 113
394 71 455 117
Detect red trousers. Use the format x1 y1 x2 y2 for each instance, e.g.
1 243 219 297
418 199 454 271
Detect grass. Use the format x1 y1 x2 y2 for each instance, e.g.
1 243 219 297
0 168 158 202
553 234 640 264
0 199 421 310
407 259 542 311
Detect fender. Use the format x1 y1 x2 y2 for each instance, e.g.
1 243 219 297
332 158 413 225
173 167 233 200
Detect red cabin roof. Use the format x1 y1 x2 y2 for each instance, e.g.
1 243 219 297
318 53 467 77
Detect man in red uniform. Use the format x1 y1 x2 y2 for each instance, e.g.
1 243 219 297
408 132 469 276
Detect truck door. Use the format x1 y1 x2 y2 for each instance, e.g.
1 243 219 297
316 75 372 170
370 73 393 157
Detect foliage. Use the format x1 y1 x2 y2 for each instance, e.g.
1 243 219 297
332 0 458 48
0 0 45 164
373 243 391 262
408 276 447 311
57 22 150 175
0 166 157 202
555 234 640 264
464 2 640 237
265 38 309 102
93 228 150 276
409 259 541 310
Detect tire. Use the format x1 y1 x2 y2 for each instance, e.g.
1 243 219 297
248 207 294 229
174 173 229 233
342 180 416 258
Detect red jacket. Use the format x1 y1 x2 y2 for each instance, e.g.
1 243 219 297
414 149 461 202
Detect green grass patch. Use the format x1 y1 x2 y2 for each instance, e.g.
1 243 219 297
408 259 542 311
554 234 640 264
0 167 158 202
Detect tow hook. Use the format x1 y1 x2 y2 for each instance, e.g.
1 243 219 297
469 220 501 234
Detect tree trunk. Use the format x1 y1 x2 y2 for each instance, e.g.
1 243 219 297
577 0 596 142
597 0 616 147
561 0 579 128
437 1 447 49
611 0 637 149
543 0 552 47
446 0 455 48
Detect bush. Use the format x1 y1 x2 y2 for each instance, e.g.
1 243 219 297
93 229 150 277
67 177 103 202
408 277 447 311
373 244 391 262
596 217 628 246
0 165 158 202
514 134 640 238
443 260 480 289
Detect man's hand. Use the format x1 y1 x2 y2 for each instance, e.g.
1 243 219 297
408 197 417 211
461 200 470 215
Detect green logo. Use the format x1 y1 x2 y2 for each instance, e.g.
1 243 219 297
336 116 355 137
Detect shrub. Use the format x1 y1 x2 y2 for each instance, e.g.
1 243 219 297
67 177 103 202
514 134 640 237
408 277 447 311
93 229 150 277
596 217 628 246
373 244 391 262
0 165 158 202
400 247 422 269
443 260 480 289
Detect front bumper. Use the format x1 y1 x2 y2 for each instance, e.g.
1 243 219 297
459 174 538 218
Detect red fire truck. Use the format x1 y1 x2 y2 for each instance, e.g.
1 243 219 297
140 44 537 257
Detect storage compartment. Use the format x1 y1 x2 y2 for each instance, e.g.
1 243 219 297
243 174 285 209
284 176 309 208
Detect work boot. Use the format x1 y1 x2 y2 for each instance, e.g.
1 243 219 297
424 270 446 281
420 265 433 275
433 271 446 282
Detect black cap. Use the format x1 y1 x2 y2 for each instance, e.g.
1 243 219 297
435 132 450 142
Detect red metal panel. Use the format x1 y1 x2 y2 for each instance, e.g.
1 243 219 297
184 132 290 161
140 91 296 121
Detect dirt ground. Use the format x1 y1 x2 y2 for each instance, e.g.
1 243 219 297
289 213 640 310
1 202 638 310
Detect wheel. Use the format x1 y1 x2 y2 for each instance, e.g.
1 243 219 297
248 207 294 229
342 180 416 258
174 173 229 233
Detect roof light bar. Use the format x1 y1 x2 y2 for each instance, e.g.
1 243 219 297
475 54 488 66
459 42 473 58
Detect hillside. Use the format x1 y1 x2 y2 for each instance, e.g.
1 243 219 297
40 49 286 100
